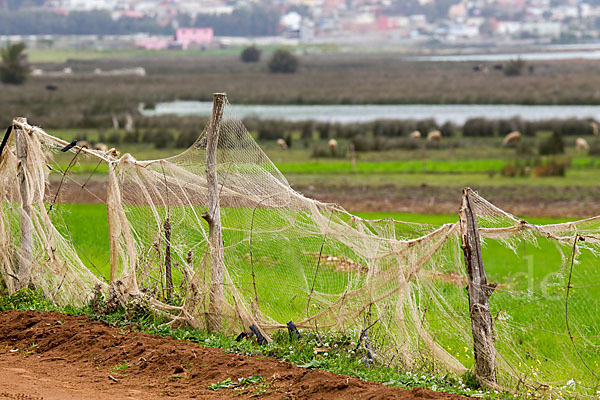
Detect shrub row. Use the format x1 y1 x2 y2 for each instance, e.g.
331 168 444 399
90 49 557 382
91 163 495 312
502 157 570 177
92 115 599 150
102 128 200 149
463 117 596 137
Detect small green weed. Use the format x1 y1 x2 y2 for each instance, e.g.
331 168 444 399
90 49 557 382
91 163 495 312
24 343 38 356
111 361 130 377
112 361 130 371
207 375 264 391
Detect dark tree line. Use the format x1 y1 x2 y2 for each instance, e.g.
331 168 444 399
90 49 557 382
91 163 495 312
0 7 281 36
0 10 171 35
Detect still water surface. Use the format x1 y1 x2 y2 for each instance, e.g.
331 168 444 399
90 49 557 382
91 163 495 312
142 101 600 125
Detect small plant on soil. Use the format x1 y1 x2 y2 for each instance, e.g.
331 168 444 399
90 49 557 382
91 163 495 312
207 375 263 390
111 361 130 377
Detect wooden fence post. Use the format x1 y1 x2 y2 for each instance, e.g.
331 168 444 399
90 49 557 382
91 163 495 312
459 187 497 385
107 161 120 284
203 93 227 332
15 119 33 290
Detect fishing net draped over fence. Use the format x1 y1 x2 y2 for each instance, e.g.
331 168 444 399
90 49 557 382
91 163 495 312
0 99 598 398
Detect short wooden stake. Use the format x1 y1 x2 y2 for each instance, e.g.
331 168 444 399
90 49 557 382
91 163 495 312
204 93 227 332
15 119 33 290
459 187 497 385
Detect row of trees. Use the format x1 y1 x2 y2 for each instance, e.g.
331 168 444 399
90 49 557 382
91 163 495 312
0 7 280 36
0 10 170 35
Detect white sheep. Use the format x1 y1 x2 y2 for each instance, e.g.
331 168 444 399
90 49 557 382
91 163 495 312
94 143 108 152
112 114 120 130
590 121 599 136
576 137 590 151
427 130 441 142
410 130 421 139
125 112 134 132
276 138 288 150
328 138 338 155
503 131 522 146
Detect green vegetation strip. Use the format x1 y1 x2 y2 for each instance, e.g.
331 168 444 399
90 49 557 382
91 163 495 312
277 159 507 174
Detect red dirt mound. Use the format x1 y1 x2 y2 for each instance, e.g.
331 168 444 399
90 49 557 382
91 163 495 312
0 310 465 400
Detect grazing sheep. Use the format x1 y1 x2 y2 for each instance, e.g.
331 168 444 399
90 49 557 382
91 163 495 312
503 131 522 146
112 114 120 130
276 138 288 150
427 130 441 142
410 130 421 139
473 64 488 73
125 112 134 132
576 137 590 151
93 143 108 152
590 121 599 136
328 139 338 155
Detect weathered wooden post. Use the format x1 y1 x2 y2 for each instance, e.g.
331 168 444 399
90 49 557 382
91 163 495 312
202 93 227 332
15 118 33 290
459 187 497 385
107 161 120 284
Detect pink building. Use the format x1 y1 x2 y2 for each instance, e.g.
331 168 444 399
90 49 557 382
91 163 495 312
176 28 214 50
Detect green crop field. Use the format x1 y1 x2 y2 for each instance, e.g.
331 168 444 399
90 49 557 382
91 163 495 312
51 204 577 274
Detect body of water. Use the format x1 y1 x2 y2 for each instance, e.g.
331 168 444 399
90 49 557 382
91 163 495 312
141 101 600 125
409 49 600 62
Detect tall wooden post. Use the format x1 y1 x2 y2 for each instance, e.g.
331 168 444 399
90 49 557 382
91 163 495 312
459 187 497 385
107 161 120 284
203 93 227 332
15 119 33 290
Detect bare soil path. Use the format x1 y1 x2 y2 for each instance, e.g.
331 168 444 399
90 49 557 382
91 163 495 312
51 179 600 218
0 310 464 400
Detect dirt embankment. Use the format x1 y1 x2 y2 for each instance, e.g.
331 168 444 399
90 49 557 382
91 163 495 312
298 184 600 218
0 310 464 400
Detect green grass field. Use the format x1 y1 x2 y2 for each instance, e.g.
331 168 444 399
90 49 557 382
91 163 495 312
52 204 576 276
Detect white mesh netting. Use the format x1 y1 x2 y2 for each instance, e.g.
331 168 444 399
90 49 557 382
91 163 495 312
0 101 598 398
